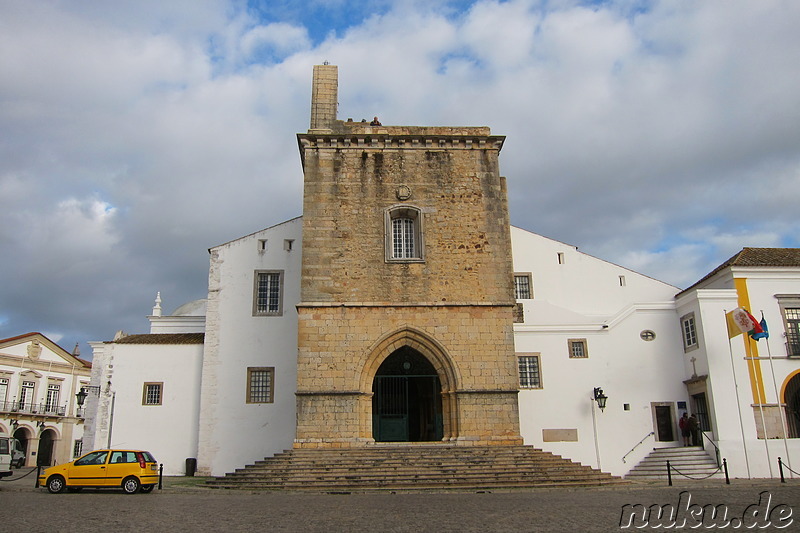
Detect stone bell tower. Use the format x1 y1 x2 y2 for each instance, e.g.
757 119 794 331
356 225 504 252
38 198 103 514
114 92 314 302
295 65 522 448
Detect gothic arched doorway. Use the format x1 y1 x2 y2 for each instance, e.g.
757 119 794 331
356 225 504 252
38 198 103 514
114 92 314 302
372 346 443 442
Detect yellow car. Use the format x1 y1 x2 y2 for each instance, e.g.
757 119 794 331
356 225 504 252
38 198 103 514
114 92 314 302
39 449 160 494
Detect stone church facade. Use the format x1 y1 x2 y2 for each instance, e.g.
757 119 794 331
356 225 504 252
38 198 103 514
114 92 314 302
295 64 521 448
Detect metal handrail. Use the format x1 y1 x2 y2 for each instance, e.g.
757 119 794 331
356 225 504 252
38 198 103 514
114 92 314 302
622 431 655 463
0 400 67 416
700 430 721 467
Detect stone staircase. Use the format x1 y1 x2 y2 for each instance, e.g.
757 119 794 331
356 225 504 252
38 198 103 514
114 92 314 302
625 446 723 481
206 444 627 492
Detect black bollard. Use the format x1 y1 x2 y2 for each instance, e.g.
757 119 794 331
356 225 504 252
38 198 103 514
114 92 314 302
667 460 672 486
778 457 785 483
723 458 729 485
159 463 163 490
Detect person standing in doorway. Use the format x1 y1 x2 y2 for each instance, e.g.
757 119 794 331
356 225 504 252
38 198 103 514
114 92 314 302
679 412 690 446
687 414 700 446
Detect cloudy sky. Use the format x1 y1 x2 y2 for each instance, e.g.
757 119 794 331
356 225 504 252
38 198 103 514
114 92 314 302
2 0 799 357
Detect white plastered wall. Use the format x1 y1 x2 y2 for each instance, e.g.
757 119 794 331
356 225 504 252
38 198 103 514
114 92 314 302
197 217 302 476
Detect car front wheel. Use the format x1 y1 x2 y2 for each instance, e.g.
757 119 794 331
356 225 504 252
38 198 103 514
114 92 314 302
47 475 66 494
122 476 141 494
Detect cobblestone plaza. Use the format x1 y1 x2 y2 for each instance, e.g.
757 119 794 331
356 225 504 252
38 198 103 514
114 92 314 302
2 470 798 532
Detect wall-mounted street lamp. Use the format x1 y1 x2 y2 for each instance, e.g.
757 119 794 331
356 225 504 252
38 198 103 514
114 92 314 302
75 385 102 407
590 387 608 471
593 387 608 412
10 419 19 430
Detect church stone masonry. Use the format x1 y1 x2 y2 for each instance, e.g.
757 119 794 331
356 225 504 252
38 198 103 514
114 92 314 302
295 65 523 447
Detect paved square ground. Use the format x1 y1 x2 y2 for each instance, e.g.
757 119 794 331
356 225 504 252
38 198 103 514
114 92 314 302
3 469 798 532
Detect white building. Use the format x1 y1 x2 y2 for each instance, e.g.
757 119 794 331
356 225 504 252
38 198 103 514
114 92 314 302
84 296 205 474
0 332 91 467
511 226 690 476
675 248 800 479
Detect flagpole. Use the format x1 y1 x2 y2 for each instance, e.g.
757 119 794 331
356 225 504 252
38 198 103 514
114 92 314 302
761 310 794 477
747 334 773 477
726 309 751 479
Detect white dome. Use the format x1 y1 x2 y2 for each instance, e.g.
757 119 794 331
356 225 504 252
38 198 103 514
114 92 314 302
171 299 207 317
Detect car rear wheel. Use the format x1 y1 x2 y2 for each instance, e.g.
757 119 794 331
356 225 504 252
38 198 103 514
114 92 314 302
122 476 141 494
140 484 155 493
47 475 66 494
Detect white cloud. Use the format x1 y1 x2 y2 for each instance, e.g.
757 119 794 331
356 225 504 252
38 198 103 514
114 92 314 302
240 22 311 58
1 0 799 354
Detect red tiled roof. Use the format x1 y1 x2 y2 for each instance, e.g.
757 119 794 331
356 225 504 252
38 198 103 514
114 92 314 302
679 247 800 296
112 333 205 345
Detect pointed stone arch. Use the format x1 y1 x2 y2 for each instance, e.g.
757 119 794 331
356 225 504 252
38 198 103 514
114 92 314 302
359 327 461 441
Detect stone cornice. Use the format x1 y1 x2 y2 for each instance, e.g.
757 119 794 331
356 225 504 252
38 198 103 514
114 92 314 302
0 354 91 375
297 133 506 152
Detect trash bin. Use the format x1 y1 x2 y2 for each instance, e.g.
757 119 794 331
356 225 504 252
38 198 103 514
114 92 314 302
185 457 197 477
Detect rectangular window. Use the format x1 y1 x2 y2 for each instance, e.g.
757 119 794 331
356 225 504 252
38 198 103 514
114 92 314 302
681 313 698 351
568 339 588 358
514 274 532 299
784 307 800 356
253 271 284 316
45 384 60 413
518 354 542 389
142 382 163 405
73 439 83 458
0 378 7 404
18 381 34 408
247 367 275 403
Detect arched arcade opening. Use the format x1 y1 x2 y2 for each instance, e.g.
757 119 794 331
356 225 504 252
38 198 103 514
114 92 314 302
785 372 800 438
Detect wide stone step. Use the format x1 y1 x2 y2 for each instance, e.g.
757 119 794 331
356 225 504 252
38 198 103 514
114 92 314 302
218 469 611 481
238 459 597 472
207 445 624 492
625 446 722 480
208 480 624 492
